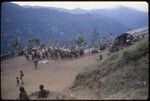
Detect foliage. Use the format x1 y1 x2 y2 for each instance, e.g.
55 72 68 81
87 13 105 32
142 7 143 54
28 38 41 48
121 39 149 63
91 25 100 47
10 36 22 55
71 39 149 99
65 38 73 48
75 33 85 47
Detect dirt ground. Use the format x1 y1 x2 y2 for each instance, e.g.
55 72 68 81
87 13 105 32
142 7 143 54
1 53 100 100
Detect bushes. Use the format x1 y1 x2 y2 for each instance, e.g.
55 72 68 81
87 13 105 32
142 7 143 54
122 39 148 63
71 39 149 99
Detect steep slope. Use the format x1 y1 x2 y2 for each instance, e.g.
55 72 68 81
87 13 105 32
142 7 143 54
70 38 149 99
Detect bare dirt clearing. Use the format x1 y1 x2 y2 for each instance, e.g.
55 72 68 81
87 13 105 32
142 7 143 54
1 54 100 99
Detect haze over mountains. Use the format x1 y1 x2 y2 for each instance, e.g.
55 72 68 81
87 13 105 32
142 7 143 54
1 2 148 54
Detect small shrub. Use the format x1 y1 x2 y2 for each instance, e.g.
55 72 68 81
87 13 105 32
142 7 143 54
121 39 148 63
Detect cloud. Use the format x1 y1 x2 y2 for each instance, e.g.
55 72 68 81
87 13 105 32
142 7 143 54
12 1 148 12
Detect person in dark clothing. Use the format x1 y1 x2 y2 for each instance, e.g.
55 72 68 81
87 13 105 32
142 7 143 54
20 70 24 85
79 49 84 56
34 58 38 70
19 86 29 100
16 77 20 86
99 54 103 60
38 84 48 98
24 52 29 60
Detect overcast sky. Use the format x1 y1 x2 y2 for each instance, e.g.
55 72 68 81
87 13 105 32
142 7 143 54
12 1 148 12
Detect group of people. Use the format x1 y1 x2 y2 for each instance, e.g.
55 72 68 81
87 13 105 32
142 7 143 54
23 46 85 69
19 84 49 100
16 70 49 100
23 46 84 61
24 47 49 61
15 47 103 100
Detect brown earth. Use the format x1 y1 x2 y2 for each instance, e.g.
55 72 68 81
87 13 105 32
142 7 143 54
1 53 102 100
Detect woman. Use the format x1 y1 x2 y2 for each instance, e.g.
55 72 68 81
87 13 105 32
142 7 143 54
19 86 29 100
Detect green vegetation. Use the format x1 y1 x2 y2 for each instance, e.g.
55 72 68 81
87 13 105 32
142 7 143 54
10 36 22 56
70 39 149 99
75 33 85 47
91 25 100 47
28 38 41 48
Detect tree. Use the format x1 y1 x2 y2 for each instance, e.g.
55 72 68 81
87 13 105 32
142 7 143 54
75 33 85 48
41 42 46 48
10 36 22 56
28 38 40 48
106 33 114 48
65 38 74 48
91 25 100 47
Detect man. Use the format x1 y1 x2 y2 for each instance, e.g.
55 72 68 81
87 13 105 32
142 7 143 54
42 48 46 59
99 54 103 60
45 47 49 58
34 58 38 70
38 84 48 98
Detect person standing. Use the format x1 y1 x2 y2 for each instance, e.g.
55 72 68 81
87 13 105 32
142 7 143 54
34 58 38 70
99 54 103 60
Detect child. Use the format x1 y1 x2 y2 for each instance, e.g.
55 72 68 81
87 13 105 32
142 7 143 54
20 70 24 85
16 77 20 86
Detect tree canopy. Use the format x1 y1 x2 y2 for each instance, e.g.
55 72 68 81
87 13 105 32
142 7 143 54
75 33 85 47
28 38 41 48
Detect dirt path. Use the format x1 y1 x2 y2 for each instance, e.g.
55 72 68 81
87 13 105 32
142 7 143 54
1 53 100 99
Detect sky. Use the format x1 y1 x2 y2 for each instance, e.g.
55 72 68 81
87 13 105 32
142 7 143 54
12 1 148 12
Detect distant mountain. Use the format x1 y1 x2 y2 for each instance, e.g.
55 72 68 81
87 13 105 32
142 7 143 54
89 6 148 29
46 6 148 27
1 2 148 54
68 8 89 14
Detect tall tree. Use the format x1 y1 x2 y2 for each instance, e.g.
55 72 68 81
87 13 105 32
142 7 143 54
75 33 85 48
91 25 100 47
65 38 73 48
10 36 22 56
28 38 40 48
106 33 114 48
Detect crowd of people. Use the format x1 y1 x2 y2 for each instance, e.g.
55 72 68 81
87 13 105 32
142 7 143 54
22 45 85 70
11 45 104 100
23 45 85 61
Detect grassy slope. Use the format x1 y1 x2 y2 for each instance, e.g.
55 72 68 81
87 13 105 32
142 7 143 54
70 38 149 99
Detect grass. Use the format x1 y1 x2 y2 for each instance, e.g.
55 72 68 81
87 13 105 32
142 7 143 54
70 38 149 99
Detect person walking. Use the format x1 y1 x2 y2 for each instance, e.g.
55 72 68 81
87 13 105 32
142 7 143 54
34 58 38 70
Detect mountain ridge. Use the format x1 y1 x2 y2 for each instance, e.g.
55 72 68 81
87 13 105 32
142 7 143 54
1 2 148 54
